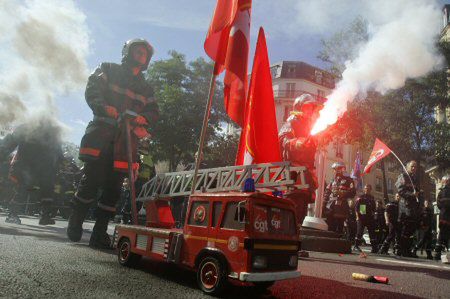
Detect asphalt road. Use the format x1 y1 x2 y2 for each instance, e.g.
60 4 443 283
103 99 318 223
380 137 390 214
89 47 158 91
1 213 449 299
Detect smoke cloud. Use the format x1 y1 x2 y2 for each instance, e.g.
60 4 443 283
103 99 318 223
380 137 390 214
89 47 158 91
305 0 443 134
0 0 90 130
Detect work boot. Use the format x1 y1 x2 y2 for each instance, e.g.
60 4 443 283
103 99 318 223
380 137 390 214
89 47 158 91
410 246 419 258
434 245 442 261
67 202 89 242
39 214 55 225
5 213 21 224
378 243 389 255
426 250 433 260
89 210 112 250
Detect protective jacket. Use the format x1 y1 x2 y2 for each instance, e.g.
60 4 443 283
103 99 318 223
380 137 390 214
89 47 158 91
437 185 450 223
396 173 419 219
325 174 356 201
0 125 62 186
79 62 158 171
278 113 317 196
385 201 399 224
355 194 376 221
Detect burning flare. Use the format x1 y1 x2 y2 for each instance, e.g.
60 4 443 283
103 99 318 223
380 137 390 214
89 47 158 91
311 84 357 135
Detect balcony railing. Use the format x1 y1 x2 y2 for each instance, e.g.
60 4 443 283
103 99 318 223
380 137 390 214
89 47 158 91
273 90 326 102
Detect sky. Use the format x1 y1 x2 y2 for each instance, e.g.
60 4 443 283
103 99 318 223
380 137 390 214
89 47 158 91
20 0 449 144
57 0 340 144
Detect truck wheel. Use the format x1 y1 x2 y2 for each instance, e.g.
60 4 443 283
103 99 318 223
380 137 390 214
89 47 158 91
254 281 275 291
118 237 141 267
197 256 227 295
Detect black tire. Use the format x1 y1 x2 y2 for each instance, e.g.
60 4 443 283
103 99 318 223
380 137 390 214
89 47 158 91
254 281 275 291
197 256 228 295
118 237 141 267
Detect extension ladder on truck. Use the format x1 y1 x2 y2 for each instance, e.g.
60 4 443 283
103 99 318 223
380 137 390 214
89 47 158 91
137 162 309 202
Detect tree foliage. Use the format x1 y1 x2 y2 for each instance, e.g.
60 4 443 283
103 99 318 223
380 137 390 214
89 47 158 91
147 51 234 171
318 18 450 170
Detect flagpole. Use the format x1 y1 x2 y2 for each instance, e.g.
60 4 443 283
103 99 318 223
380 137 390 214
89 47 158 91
389 150 419 203
191 63 219 194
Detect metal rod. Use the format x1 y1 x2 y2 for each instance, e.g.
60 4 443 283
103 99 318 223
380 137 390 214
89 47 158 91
125 118 138 225
191 63 218 194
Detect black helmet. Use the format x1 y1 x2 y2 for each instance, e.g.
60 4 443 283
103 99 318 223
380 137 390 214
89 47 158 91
122 38 154 69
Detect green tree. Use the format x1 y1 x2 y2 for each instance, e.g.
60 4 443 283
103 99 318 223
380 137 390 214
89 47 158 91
147 51 229 171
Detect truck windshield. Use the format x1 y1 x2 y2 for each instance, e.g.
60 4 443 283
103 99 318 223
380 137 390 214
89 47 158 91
252 205 296 235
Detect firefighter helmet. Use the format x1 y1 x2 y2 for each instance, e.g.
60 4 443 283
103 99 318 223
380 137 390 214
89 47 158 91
293 94 322 112
122 38 154 69
331 161 346 171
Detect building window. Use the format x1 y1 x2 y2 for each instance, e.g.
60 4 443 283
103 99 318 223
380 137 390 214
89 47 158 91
375 177 382 192
387 178 393 194
284 105 292 121
286 83 296 97
315 70 323 84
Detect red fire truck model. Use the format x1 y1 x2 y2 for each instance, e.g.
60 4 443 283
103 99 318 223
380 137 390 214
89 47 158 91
112 162 308 295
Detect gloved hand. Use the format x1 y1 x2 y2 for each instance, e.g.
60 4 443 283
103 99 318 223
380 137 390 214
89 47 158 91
133 115 148 126
105 105 118 119
133 126 150 139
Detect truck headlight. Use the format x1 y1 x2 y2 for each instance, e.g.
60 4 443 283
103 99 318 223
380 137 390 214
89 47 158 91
289 255 298 267
253 256 267 269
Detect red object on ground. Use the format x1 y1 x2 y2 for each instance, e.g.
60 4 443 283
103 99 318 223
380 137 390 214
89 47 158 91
363 138 392 174
235 27 281 165
204 0 252 127
373 276 389 284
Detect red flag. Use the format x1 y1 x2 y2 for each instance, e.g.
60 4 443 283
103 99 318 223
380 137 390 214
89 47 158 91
236 27 282 165
363 138 392 174
204 0 251 127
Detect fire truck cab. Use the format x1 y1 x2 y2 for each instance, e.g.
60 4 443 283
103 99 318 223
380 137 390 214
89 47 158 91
113 163 304 295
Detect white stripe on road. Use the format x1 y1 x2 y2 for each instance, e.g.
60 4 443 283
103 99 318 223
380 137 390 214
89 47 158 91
376 258 450 271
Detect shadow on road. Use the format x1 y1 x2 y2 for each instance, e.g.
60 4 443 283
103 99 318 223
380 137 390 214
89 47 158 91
306 256 450 280
270 275 424 299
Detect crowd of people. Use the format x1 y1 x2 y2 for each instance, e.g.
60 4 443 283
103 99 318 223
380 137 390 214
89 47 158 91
321 160 449 260
278 94 449 261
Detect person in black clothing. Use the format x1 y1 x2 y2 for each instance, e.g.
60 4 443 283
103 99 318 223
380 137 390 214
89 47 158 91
396 160 421 257
325 162 355 234
435 175 450 261
379 193 401 255
345 199 357 242
354 184 377 253
413 200 434 259
0 117 63 225
374 200 387 251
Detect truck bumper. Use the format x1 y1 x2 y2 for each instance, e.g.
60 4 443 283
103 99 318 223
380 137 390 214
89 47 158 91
239 270 300 282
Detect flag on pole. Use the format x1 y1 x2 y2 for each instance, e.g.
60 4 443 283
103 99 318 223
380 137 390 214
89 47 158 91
351 151 363 189
204 0 252 127
236 27 281 165
363 138 392 174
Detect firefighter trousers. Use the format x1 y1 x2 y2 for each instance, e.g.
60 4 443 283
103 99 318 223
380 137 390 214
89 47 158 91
75 144 125 216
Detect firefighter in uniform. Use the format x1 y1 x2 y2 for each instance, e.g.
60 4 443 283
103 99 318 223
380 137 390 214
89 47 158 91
279 94 323 226
379 193 401 255
353 184 378 253
374 199 387 251
396 160 421 257
324 162 356 234
434 174 450 261
0 118 63 225
67 39 158 249
413 200 434 259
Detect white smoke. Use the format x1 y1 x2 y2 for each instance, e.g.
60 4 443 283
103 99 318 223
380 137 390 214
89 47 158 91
298 0 444 134
0 0 90 128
